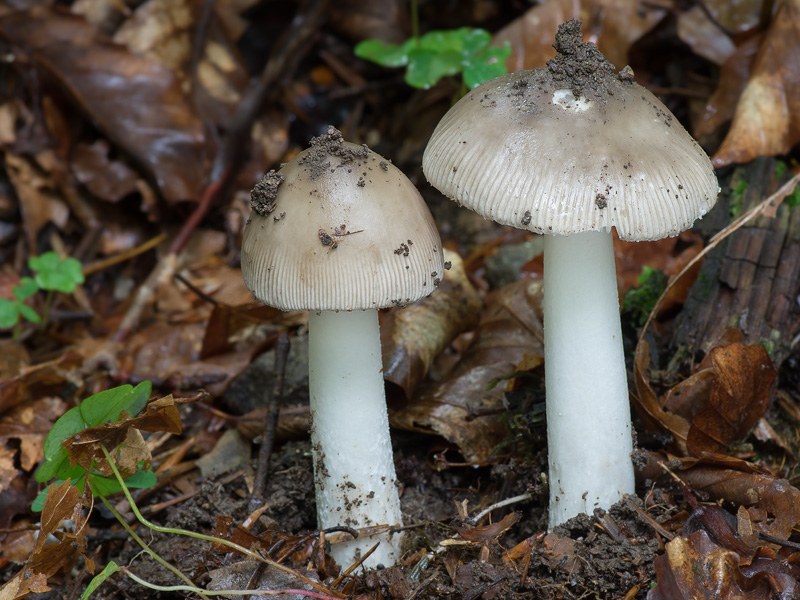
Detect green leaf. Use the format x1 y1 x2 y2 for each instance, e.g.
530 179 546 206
0 298 19 328
36 407 85 483
125 468 157 489
127 381 152 418
80 561 119 600
30 252 85 293
42 406 85 460
463 45 511 89
354 27 507 89
18 303 41 324
80 384 148 427
354 38 413 67
89 475 123 497
13 277 39 300
406 48 461 89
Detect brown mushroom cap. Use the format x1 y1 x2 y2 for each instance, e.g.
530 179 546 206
422 21 719 242
242 128 444 311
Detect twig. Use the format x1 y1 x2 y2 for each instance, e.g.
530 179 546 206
82 233 167 277
467 492 533 526
638 172 800 344
251 331 291 505
113 0 328 342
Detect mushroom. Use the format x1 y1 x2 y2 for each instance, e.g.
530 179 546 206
241 127 444 567
422 20 718 527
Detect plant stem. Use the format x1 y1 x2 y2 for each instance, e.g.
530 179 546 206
96 493 207 599
411 0 419 43
98 446 338 597
119 567 340 598
40 289 53 331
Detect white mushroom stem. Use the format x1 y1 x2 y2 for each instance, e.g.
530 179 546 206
543 230 635 528
308 309 404 568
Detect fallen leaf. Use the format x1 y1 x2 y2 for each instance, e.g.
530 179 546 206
453 512 519 544
686 343 776 455
0 7 213 203
0 350 82 417
711 0 800 167
701 0 769 34
0 447 15 497
494 0 667 73
381 249 481 400
649 530 769 600
632 342 690 455
694 35 761 140
391 280 543 463
679 462 800 540
4 153 69 252
677 5 736 66
70 140 141 202
37 481 80 553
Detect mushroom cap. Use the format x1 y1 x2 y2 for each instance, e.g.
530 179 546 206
242 128 445 311
422 21 719 242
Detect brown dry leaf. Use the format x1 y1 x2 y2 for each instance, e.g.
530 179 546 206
0 350 82 417
0 7 213 203
125 321 254 397
114 0 250 124
391 280 543 463
8 539 77 600
702 0 768 34
65 394 180 477
70 140 141 202
680 462 800 540
632 342 690 454
695 35 761 140
453 512 519 543
494 0 667 73
661 369 716 422
37 481 80 553
650 530 770 600
711 0 800 167
677 5 736 66
0 396 69 473
686 343 776 455
0 446 15 497
4 153 69 251
381 249 481 400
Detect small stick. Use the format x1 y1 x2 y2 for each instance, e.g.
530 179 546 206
251 332 291 505
467 492 533 526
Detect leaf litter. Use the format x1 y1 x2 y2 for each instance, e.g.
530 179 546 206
2 0 800 598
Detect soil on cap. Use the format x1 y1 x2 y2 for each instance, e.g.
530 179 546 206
250 170 284 216
298 125 371 180
545 18 636 100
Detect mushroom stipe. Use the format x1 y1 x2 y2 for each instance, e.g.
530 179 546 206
423 19 719 528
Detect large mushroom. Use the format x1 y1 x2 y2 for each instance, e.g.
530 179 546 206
422 20 718 527
241 127 444 567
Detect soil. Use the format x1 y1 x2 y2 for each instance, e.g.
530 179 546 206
29 422 659 600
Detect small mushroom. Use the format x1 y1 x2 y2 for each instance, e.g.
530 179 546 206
242 127 444 567
422 20 719 527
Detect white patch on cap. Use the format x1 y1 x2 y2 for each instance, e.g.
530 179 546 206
552 89 593 113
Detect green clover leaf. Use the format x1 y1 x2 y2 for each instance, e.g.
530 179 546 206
355 27 510 90
29 251 85 293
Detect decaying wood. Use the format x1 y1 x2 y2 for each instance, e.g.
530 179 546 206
673 157 800 366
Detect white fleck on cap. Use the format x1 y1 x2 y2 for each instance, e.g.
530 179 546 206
242 127 445 311
422 22 719 242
